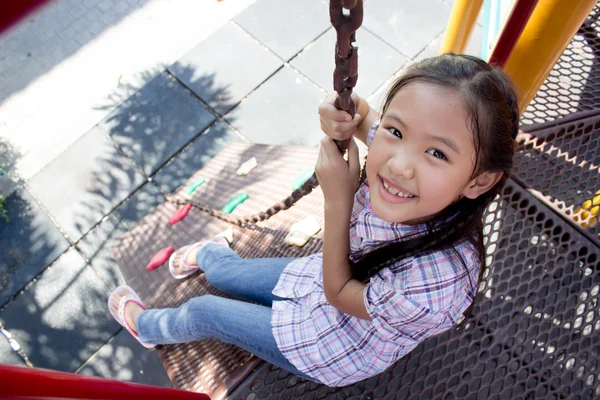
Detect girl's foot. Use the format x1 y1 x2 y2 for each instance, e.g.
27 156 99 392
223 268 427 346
108 285 155 349
168 235 230 279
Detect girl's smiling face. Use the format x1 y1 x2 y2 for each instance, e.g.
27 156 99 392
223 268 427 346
367 82 479 225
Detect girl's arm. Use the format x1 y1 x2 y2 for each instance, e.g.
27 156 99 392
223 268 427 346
316 136 372 321
322 201 371 320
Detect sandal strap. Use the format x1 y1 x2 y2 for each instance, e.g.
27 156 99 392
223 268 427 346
179 241 205 272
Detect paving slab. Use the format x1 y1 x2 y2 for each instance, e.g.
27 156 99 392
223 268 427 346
234 0 331 61
414 25 483 62
76 215 128 290
0 248 120 372
153 121 245 194
27 126 146 242
363 0 453 59
98 73 216 176
225 66 325 147
80 329 172 388
115 182 165 230
0 0 255 180
366 25 484 116
0 187 70 307
169 22 282 116
291 27 409 98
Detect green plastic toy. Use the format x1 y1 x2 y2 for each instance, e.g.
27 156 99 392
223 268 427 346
292 168 314 190
222 192 249 214
186 178 206 194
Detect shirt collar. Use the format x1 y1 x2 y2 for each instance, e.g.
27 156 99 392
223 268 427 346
353 184 427 250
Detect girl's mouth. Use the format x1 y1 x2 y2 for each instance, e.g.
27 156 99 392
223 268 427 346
378 176 416 204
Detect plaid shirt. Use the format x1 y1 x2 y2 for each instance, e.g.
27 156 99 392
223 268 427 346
271 122 480 387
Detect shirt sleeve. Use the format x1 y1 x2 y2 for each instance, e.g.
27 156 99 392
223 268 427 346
366 120 380 147
363 256 455 341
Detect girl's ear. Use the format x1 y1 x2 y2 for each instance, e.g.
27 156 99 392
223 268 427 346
462 171 503 199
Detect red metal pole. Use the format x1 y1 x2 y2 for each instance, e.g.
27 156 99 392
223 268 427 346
0 364 210 400
488 0 539 67
0 1 52 36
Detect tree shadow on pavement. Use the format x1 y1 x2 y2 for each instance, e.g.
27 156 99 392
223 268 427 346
4 62 309 382
0 0 143 105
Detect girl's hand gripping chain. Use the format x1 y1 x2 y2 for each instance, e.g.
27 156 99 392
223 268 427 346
315 136 361 211
318 92 363 142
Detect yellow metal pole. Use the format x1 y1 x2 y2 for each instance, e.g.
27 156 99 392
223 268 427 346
503 0 596 114
440 0 484 54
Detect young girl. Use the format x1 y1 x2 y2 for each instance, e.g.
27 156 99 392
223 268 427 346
108 53 519 387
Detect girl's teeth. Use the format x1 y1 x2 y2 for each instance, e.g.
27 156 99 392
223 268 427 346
383 181 414 198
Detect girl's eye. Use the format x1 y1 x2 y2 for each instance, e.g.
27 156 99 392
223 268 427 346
427 149 447 160
389 127 402 138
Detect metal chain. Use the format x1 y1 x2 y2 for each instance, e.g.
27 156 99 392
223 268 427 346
330 0 363 145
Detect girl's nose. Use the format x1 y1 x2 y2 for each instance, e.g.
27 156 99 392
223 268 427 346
388 153 415 180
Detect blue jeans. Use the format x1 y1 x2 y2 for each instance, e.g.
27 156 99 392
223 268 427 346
137 242 318 383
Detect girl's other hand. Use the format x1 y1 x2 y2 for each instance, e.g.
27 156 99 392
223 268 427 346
319 92 363 141
315 136 361 210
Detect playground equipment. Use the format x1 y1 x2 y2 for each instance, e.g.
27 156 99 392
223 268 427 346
4 0 600 399
1 364 210 399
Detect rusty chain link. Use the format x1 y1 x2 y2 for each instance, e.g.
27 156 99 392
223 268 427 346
330 0 363 150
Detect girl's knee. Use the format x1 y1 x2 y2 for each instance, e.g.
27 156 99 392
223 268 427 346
198 242 237 262
199 244 244 279
185 294 219 310
184 295 222 326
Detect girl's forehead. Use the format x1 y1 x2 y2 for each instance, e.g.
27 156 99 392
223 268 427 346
384 83 476 154
389 82 464 108
386 84 468 128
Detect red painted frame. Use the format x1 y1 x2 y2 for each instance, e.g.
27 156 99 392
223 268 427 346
1 364 210 399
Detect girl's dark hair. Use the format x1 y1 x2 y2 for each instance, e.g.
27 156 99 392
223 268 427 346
350 53 519 317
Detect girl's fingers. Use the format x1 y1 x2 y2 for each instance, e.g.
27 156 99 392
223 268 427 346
319 102 353 122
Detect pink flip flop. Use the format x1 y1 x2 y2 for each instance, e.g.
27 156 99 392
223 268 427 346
168 236 229 280
168 241 205 279
108 285 155 349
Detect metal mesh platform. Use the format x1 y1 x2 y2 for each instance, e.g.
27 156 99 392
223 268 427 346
514 114 600 246
520 2 600 128
514 1 600 249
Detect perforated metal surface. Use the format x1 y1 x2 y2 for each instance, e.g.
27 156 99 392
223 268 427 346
230 180 600 400
514 114 600 246
520 2 600 128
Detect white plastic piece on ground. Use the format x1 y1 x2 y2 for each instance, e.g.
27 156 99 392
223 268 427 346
218 227 235 244
284 216 321 247
236 157 258 176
